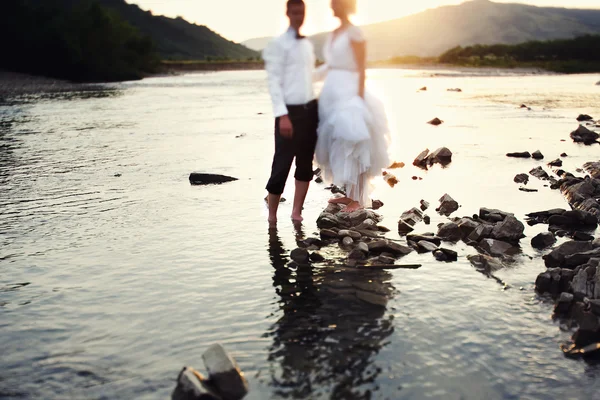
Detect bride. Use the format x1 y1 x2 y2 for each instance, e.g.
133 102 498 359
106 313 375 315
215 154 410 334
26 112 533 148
315 0 392 213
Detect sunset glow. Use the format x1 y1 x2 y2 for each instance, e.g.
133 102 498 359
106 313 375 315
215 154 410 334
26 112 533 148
129 0 600 42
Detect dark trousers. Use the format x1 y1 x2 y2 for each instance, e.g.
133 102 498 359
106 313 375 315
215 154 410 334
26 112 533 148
266 100 319 196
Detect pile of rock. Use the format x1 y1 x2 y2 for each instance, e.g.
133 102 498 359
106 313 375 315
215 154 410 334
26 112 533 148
413 147 453 169
315 204 418 269
559 175 600 220
436 208 525 259
535 241 600 357
172 344 248 400
526 209 597 241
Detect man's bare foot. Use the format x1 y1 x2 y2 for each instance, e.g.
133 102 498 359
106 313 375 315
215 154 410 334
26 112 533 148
328 196 352 205
342 201 363 213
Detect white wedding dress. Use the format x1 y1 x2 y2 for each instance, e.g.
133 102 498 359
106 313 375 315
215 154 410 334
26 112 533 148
315 25 392 206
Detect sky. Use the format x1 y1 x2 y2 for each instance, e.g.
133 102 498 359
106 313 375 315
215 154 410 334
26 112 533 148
128 0 600 42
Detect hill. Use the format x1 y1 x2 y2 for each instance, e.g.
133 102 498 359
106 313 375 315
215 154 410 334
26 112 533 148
94 0 258 60
243 0 600 61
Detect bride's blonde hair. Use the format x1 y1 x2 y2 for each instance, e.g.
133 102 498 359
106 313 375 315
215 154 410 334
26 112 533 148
346 0 357 14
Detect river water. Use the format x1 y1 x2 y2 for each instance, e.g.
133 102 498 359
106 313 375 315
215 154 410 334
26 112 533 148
1 68 600 399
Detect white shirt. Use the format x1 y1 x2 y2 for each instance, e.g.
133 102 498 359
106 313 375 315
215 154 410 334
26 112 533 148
262 28 317 118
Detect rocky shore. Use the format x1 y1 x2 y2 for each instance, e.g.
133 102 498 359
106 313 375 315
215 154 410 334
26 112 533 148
0 70 112 98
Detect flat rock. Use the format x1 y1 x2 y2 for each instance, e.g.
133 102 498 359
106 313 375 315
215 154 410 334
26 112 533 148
467 254 504 273
368 240 413 256
428 118 443 126
506 152 531 158
338 230 362 240
434 248 458 262
478 238 518 257
531 232 556 250
320 229 338 239
417 240 439 253
467 224 494 243
407 234 442 246
189 173 238 185
202 344 248 400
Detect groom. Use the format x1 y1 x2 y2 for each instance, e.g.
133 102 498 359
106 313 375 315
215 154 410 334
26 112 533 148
263 0 319 224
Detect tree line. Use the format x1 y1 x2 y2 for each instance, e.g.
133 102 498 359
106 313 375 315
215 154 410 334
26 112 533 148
1 0 159 82
438 35 600 72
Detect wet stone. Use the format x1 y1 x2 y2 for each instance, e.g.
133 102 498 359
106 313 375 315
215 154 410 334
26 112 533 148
309 252 326 263
202 344 249 400
531 232 556 250
514 174 529 184
532 150 544 160
172 367 221 400
417 240 439 253
555 292 574 316
290 248 310 264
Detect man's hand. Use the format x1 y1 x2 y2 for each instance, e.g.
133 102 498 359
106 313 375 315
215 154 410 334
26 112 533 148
279 115 293 139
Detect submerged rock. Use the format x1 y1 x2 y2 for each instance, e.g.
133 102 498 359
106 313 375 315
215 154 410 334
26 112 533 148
478 238 518 257
290 248 310 264
433 248 458 262
189 173 238 185
507 152 531 158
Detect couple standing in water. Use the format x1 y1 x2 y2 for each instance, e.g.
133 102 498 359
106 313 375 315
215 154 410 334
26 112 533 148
264 0 392 224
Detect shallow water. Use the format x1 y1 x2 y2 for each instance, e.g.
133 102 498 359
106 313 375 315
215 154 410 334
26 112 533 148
1 68 600 399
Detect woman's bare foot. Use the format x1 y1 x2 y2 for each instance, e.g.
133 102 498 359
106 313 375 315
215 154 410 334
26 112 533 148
342 201 363 213
268 217 277 225
291 213 303 222
328 196 352 205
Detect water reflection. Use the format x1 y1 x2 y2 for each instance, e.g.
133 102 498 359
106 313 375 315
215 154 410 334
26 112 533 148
265 226 396 399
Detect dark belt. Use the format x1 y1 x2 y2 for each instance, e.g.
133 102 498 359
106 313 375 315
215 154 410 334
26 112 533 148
286 99 318 112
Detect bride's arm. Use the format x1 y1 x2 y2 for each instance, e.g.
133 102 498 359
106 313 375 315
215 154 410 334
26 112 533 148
313 62 328 83
349 29 367 98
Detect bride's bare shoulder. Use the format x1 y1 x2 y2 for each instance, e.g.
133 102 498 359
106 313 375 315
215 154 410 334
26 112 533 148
347 25 365 43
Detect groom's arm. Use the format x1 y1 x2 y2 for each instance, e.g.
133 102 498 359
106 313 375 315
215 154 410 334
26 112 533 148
263 40 293 138
262 40 288 118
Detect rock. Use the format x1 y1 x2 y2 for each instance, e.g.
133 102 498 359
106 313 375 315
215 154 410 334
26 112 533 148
570 125 599 145
315 177 323 183
561 153 568 157
490 215 525 243
519 188 538 193
479 208 513 222
290 248 310 264
532 150 544 160
529 166 549 180
382 171 398 187
417 240 439 253
555 292 575 316
371 200 384 210
467 224 494 243
520 104 528 108
564 249 600 269
356 290 388 307
357 242 369 254
202 344 248 400
420 200 430 211
398 219 415 235
535 271 552 294
356 219 378 231
401 208 424 226
424 215 431 225
468 254 504 273
172 367 222 400
437 194 459 216
189 173 238 185
320 229 338 240
514 174 529 184
348 248 367 260
388 161 405 169
338 230 362 240
428 118 443 126
317 213 343 230
368 240 413 256
531 232 556 250
342 237 354 247
437 222 462 242
407 234 442 246
309 252 326 263
413 149 430 167
378 255 396 264
590 300 600 316
572 232 595 241
548 159 563 167
427 147 453 166
420 86 427 91
447 88 462 92
434 248 458 262
506 152 531 158
543 240 595 268
456 218 480 237
478 238 518 257
577 114 594 122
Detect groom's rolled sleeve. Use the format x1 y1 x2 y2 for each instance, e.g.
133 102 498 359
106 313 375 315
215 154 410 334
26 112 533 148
262 40 288 118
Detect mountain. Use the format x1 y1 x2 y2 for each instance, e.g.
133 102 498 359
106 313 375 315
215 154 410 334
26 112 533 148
94 0 259 60
243 0 600 60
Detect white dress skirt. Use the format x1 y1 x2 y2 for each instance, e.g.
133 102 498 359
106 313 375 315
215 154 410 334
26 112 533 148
315 25 392 206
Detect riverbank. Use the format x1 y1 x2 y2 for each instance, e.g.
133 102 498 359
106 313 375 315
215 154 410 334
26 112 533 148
0 70 113 98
